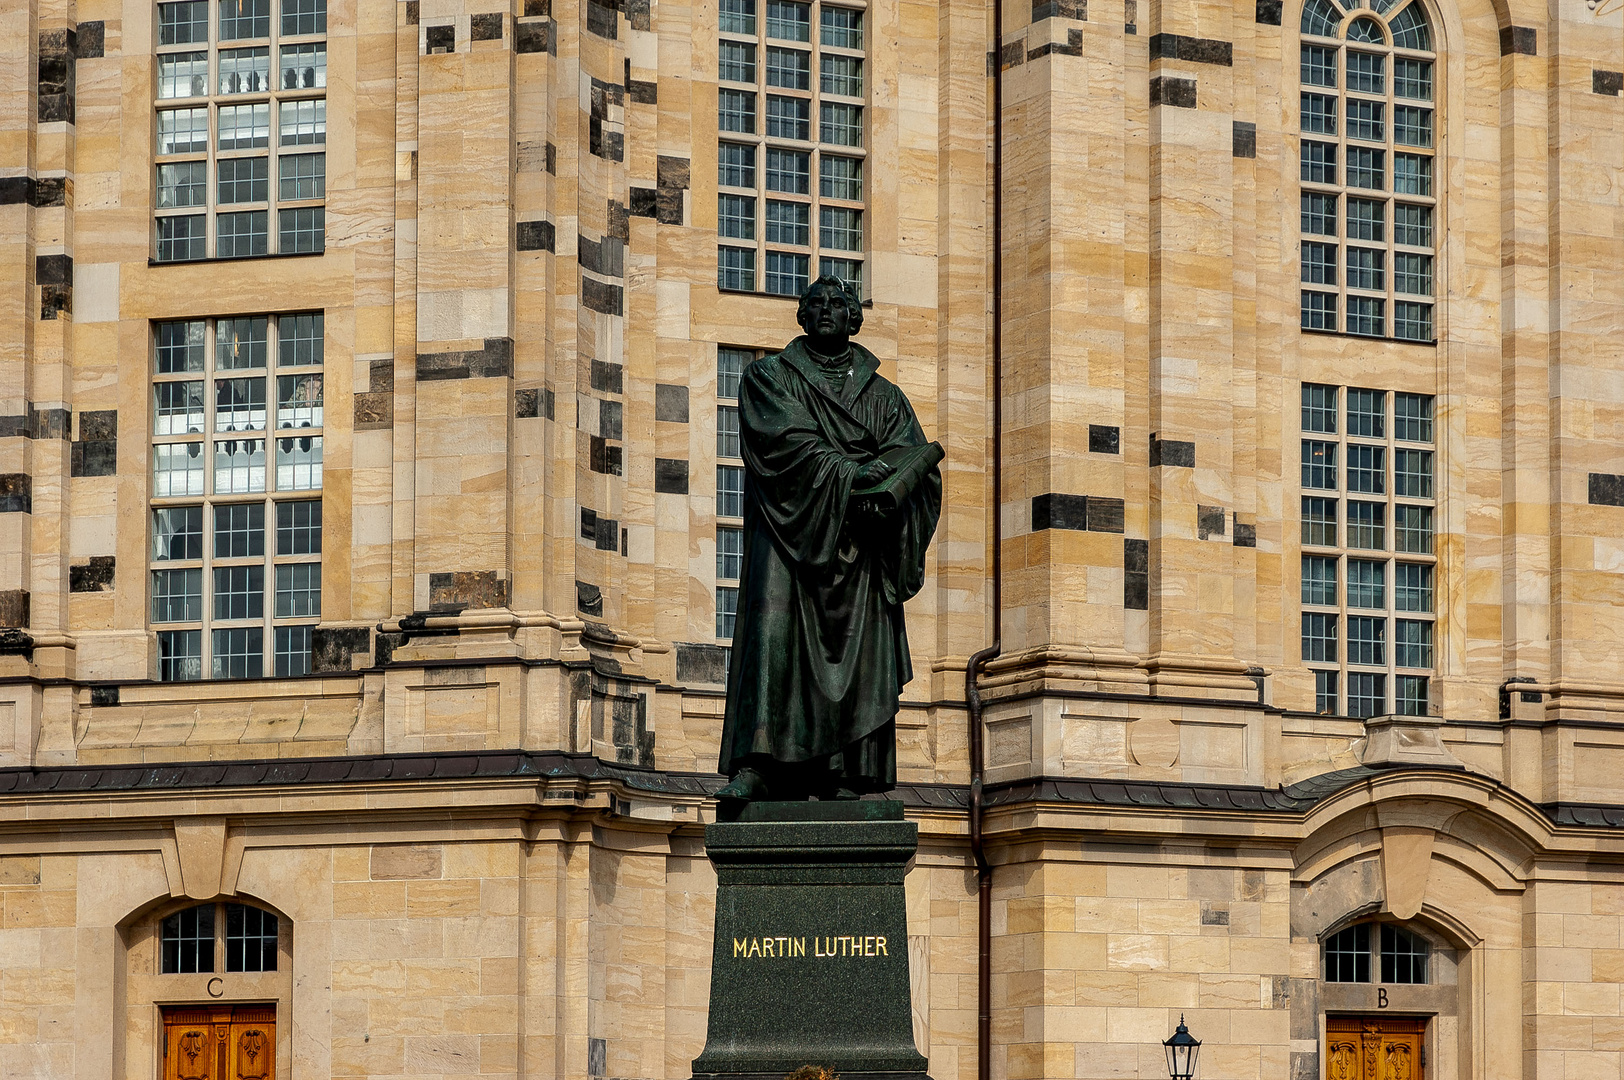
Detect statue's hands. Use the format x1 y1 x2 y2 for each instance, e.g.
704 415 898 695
855 458 895 489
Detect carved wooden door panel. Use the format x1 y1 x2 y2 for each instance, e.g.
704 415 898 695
162 1005 275 1080
1326 1016 1425 1080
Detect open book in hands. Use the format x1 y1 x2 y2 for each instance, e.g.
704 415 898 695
850 442 945 510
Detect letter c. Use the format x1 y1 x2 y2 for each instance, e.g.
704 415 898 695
207 977 224 998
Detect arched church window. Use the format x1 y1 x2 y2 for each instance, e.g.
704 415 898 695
1298 0 1437 341
1323 920 1431 983
160 900 281 973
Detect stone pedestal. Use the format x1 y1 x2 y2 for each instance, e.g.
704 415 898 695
691 801 931 1080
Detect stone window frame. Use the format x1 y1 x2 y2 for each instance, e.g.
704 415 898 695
715 0 869 299
1299 384 1436 718
1295 0 1439 342
149 313 325 682
152 0 328 261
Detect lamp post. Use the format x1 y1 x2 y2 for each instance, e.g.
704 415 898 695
1163 1015 1201 1080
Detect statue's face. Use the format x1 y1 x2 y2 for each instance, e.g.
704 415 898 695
800 286 851 340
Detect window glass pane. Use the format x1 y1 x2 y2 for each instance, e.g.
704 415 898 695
765 148 810 193
1303 497 1338 547
282 0 327 34
1394 58 1432 100
820 257 862 298
821 54 863 96
1395 448 1432 497
215 378 268 433
765 46 810 89
219 103 272 149
1395 504 1432 554
279 42 327 89
1390 3 1432 50
1302 555 1338 606
1302 193 1337 236
278 206 325 252
1347 559 1385 609
765 199 809 245
1302 440 1338 490
215 437 267 494
719 143 756 187
820 102 863 146
1396 674 1429 716
720 89 757 133
1302 612 1338 663
160 1 210 44
765 95 810 140
158 629 204 681
717 404 741 457
217 210 269 257
820 155 862 200
1301 45 1337 87
1300 0 1342 38
1346 147 1384 190
158 162 208 209
717 464 745 517
1324 924 1370 983
1301 93 1336 134
157 320 207 373
161 904 216 974
219 47 271 94
1346 247 1384 291
719 41 756 82
820 206 862 251
1394 252 1432 296
1394 302 1434 342
276 434 323 490
720 0 756 34
766 0 810 40
218 157 269 204
1346 444 1385 494
1347 388 1385 437
225 904 280 972
279 99 326 146
154 441 206 496
1301 141 1337 185
718 525 744 580
278 152 326 200
152 568 204 622
1302 385 1338 433
275 562 321 617
1395 393 1434 442
221 0 272 38
1346 51 1384 93
1345 16 1383 42
1302 290 1337 330
1347 296 1384 337
1394 106 1432 148
214 564 265 620
212 626 265 678
1395 203 1432 247
820 6 862 48
1393 153 1432 196
1395 618 1433 668
717 584 739 638
276 500 323 554
1348 500 1385 549
1315 670 1339 714
214 502 266 557
1347 671 1385 717
275 624 312 675
1395 563 1433 613
158 108 210 155
763 250 808 296
718 348 750 399
1347 616 1386 666
718 246 756 291
719 194 755 239
153 506 205 561
159 52 209 99
155 381 206 436
217 317 269 369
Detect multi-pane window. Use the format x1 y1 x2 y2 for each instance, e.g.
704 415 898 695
1298 0 1436 341
154 0 327 260
716 347 763 639
1324 922 1430 984
162 902 281 974
150 314 324 680
1299 385 1436 717
717 0 866 297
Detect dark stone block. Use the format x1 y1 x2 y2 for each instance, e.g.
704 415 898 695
659 155 693 192
1087 496 1125 534
656 186 684 225
1234 521 1257 547
594 514 619 551
580 234 624 277
38 95 75 124
0 590 30 627
470 12 503 39
311 626 372 672
517 219 554 251
41 284 71 320
582 277 624 316
1500 25 1536 56
0 177 30 204
998 39 1025 70
628 78 657 104
428 570 509 612
425 23 454 52
1595 70 1624 97
90 685 119 706
405 0 419 24
1032 493 1088 532
31 408 68 439
654 458 689 494
1233 120 1257 159
1125 537 1149 573
655 383 689 422
630 186 658 217
77 20 105 57
1088 424 1119 454
355 391 393 429
588 1037 607 1077
1125 571 1148 610
545 141 556 172
691 814 930 1079
609 198 629 240
69 555 115 593
523 0 549 15
1032 0 1086 18
1590 473 1624 507
599 399 623 440
415 338 512 381
515 19 549 52
577 580 604 616
1125 0 1137 32
626 0 651 29
77 409 116 441
1256 0 1281 23
1150 75 1197 109
587 0 618 38
581 507 598 539
1150 435 1195 467
515 388 540 418
1150 32 1233 66
589 436 623 476
542 388 555 419
1290 1052 1319 1080
33 176 66 207
677 642 728 684
368 358 395 393
0 415 25 437
1197 505 1227 539
0 473 33 513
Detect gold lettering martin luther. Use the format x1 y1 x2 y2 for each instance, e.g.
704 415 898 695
732 935 890 958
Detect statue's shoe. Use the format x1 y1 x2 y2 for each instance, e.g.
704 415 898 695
715 767 769 802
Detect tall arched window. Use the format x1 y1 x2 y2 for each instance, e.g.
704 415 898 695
1299 0 1437 342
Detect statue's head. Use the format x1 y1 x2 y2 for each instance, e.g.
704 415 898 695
796 275 864 341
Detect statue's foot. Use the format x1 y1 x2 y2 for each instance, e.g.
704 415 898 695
716 767 769 802
830 786 861 801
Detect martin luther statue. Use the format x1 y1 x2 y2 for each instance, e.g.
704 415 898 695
715 277 943 803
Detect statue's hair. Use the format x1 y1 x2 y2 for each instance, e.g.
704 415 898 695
796 275 864 336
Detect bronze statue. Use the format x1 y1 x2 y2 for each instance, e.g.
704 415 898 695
716 277 943 803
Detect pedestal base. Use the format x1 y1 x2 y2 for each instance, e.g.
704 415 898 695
691 801 932 1080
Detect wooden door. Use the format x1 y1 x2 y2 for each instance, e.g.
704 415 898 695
1326 1016 1425 1080
162 1004 275 1080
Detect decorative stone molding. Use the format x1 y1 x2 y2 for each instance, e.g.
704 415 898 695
1359 715 1467 771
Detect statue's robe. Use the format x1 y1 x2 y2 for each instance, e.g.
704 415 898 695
719 337 942 794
